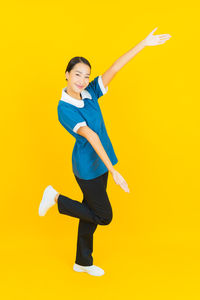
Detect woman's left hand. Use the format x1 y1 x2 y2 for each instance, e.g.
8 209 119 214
111 169 130 193
142 27 171 46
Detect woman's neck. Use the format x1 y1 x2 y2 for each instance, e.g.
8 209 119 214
66 86 82 100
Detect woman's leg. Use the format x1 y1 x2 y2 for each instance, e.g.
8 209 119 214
75 197 98 266
57 192 98 223
57 171 111 225
56 171 112 266
75 171 111 266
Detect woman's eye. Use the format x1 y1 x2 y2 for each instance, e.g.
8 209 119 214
75 74 89 79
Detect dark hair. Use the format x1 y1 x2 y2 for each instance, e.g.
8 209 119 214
65 56 91 81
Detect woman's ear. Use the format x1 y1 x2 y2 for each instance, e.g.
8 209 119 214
65 71 69 81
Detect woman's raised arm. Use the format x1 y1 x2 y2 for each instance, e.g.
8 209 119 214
101 27 171 87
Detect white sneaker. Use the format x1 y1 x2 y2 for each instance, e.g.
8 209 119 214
73 263 105 276
39 185 58 216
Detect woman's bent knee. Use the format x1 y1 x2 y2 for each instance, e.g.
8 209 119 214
99 213 113 225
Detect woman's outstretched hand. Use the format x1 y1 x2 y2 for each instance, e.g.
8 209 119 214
142 27 171 46
110 169 130 193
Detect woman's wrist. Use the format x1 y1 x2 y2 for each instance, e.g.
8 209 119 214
109 167 115 175
140 39 147 47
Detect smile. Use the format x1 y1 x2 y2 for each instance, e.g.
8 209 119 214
76 84 84 89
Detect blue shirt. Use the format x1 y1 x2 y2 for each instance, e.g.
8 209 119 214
57 75 118 180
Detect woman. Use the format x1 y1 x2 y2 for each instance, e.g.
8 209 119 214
39 27 171 276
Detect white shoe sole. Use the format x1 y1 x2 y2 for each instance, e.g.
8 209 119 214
39 185 55 216
73 263 105 276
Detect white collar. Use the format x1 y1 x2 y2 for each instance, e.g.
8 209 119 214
60 87 92 108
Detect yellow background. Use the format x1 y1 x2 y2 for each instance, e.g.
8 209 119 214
1 0 200 299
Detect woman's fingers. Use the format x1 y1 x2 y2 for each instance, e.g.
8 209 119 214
144 31 171 46
120 178 130 193
121 182 130 193
158 40 166 44
112 170 130 192
149 27 158 35
159 34 171 38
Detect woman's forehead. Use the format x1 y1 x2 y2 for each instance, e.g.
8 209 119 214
73 64 90 74
74 70 90 75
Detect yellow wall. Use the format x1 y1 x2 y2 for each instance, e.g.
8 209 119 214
1 0 200 299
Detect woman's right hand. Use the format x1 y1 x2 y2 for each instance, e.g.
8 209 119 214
110 169 130 193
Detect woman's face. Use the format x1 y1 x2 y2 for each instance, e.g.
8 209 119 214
66 63 91 92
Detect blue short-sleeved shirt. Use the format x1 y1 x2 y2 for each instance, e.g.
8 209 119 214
57 75 118 180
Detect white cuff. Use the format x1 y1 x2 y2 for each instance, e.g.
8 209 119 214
73 121 87 133
98 75 108 95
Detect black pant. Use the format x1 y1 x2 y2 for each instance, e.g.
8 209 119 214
57 171 112 266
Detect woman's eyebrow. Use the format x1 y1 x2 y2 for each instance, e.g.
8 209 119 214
75 70 90 75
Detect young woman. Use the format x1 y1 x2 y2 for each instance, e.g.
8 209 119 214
39 27 171 276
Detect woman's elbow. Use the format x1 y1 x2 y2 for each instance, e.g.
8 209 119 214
77 125 97 139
